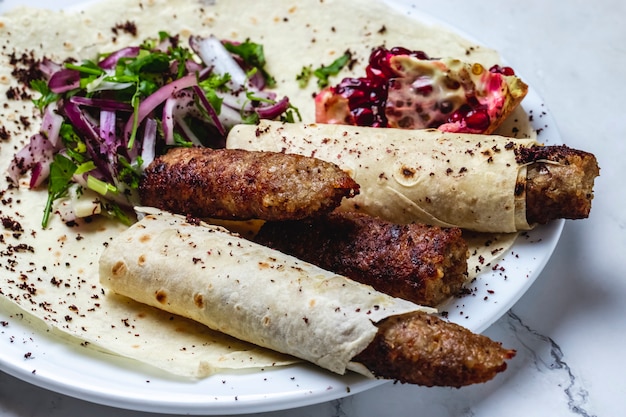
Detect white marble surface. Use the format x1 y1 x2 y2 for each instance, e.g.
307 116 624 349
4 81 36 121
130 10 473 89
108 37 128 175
0 0 623 416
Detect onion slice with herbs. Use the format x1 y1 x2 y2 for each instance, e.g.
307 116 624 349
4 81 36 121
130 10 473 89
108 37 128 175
8 32 298 227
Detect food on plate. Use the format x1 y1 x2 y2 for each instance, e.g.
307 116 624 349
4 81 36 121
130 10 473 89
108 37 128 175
0 0 565 385
139 147 359 221
99 209 514 387
517 145 600 225
315 46 528 134
5 32 298 227
254 211 469 307
227 121 599 233
353 310 515 387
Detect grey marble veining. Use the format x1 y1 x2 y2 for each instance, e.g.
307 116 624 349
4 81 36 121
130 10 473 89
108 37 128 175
505 311 596 417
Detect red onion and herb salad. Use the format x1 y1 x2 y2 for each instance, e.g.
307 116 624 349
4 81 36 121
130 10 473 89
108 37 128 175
7 32 300 227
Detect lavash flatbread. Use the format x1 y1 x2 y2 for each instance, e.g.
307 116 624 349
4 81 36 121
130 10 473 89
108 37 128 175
99 208 433 376
227 121 539 233
0 0 532 378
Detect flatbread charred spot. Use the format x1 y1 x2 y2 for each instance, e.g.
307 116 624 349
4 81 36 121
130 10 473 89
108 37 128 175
193 293 204 309
137 254 147 266
155 289 168 304
111 261 127 278
401 166 416 178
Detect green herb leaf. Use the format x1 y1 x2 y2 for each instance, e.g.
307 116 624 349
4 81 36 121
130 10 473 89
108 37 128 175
127 50 171 74
117 155 143 190
281 104 302 123
42 154 78 228
75 161 96 175
199 72 231 114
224 39 277 88
173 131 193 147
169 44 194 80
102 201 134 226
59 123 88 162
65 61 105 76
313 51 352 88
30 80 60 112
296 65 313 89
87 175 117 196
127 89 142 150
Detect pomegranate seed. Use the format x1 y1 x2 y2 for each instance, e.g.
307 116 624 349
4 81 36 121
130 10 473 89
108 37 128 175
447 110 463 124
448 104 470 122
332 46 433 127
489 64 515 76
464 109 490 131
389 46 412 55
320 46 514 132
411 77 434 96
353 108 375 125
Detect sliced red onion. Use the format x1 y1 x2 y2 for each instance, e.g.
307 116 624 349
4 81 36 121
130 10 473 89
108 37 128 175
255 90 277 101
98 46 140 70
140 118 157 170
161 96 177 146
154 35 177 53
255 96 291 120
173 113 204 146
162 89 195 145
41 102 64 148
99 110 117 152
192 85 225 136
7 133 57 188
48 68 80 93
185 59 204 74
190 35 248 86
62 101 115 182
217 105 247 130
190 35 255 110
69 96 133 112
248 70 266 90
71 172 89 188
124 73 198 143
29 162 47 189
39 58 63 80
62 100 100 143
169 59 204 78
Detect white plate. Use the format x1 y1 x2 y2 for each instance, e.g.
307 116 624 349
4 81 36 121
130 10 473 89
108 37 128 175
0 0 564 414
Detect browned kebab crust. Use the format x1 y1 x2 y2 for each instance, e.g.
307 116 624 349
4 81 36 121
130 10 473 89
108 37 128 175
353 311 516 387
139 147 359 221
254 211 469 307
517 145 600 225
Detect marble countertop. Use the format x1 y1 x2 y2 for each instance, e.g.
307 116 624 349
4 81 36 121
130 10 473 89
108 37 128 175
0 0 622 416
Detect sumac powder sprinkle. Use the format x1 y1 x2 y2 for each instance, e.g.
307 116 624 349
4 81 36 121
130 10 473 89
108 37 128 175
112 21 138 37
2 216 23 232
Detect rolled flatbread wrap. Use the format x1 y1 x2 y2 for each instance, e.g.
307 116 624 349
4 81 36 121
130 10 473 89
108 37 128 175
99 208 433 376
227 121 538 233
